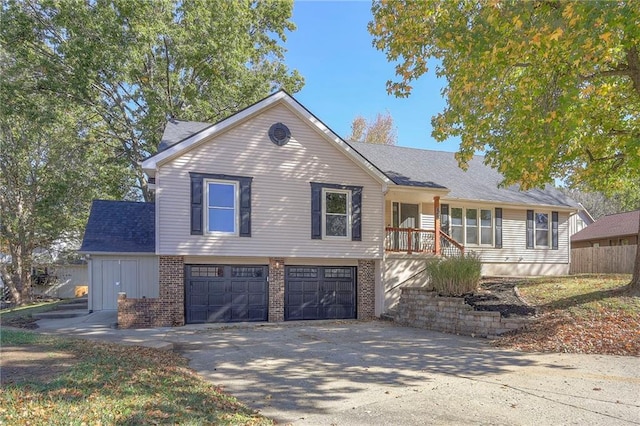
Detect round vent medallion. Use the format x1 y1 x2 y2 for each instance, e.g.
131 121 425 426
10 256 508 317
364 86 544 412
268 122 291 146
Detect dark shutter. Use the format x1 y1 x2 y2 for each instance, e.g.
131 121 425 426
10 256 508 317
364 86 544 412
552 211 559 250
311 183 322 239
191 172 251 236
351 187 362 241
495 207 503 249
239 177 252 237
440 204 449 234
526 210 534 249
191 175 203 235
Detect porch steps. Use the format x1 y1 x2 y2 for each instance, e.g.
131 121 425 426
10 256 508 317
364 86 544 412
33 297 88 320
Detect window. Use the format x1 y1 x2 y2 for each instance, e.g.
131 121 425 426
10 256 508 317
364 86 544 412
207 180 238 234
446 207 493 246
535 212 549 248
310 182 362 241
323 189 350 238
450 208 464 243
466 209 478 245
526 210 558 249
190 172 252 237
480 209 493 245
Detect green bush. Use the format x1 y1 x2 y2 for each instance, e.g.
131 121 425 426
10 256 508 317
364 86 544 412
426 252 482 296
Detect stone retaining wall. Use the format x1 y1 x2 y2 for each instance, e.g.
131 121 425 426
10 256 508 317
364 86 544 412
396 287 532 338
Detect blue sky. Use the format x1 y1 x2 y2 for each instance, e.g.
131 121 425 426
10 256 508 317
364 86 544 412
283 1 459 152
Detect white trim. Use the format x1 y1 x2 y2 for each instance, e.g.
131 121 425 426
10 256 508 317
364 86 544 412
442 197 577 212
141 91 392 186
322 188 351 239
447 205 495 247
533 211 552 249
205 179 239 236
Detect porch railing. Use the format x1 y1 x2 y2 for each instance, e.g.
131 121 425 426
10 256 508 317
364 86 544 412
384 227 464 257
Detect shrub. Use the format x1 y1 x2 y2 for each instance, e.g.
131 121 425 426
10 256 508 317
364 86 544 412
426 252 482 296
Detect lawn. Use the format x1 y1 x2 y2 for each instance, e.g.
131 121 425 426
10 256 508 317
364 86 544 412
0 330 272 425
496 274 640 355
0 300 62 328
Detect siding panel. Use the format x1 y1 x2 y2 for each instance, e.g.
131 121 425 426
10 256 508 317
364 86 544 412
157 104 384 258
421 207 571 266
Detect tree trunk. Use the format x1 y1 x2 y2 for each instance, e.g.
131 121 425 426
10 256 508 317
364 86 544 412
628 213 640 295
5 242 34 305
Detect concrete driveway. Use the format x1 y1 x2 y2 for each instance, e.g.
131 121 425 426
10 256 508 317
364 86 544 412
36 315 640 425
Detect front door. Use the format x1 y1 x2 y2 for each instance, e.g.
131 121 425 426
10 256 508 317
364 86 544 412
392 203 420 251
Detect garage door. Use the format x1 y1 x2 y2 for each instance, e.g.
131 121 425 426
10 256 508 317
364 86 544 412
285 266 356 321
185 265 268 324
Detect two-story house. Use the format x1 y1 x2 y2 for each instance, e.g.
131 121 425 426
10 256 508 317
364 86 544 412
80 91 580 328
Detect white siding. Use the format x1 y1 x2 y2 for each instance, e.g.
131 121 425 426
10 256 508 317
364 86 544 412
423 206 571 271
382 253 435 312
156 104 384 258
89 255 159 311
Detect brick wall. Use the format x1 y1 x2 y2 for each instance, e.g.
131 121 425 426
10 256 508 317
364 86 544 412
357 259 376 320
117 255 185 328
396 287 531 338
268 257 285 322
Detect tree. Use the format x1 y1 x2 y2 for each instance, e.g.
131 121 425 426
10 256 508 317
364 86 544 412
0 48 128 304
347 112 397 145
2 0 304 201
370 0 640 293
562 186 640 220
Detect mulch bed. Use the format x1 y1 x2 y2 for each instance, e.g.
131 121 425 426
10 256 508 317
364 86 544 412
464 277 536 317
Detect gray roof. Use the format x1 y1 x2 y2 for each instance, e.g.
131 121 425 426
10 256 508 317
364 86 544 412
350 142 579 208
158 119 212 152
80 200 155 253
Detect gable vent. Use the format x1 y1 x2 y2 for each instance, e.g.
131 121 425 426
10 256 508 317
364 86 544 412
268 122 291 146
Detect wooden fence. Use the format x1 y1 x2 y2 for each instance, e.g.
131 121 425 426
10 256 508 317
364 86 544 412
570 245 637 274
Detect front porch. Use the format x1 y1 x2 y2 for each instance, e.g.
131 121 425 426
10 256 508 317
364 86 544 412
384 227 464 257
384 194 464 257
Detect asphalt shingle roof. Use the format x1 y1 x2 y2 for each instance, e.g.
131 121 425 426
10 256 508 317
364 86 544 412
571 210 640 242
80 200 155 253
158 119 212 152
152 117 579 208
350 142 579 208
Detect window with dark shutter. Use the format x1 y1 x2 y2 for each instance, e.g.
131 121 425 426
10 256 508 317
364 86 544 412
190 172 252 237
310 182 362 241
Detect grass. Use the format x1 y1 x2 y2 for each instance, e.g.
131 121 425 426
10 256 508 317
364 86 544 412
0 330 272 425
0 300 64 328
497 274 639 355
516 274 639 318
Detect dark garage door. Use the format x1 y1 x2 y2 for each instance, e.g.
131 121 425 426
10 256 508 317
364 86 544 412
285 266 356 321
185 265 268 324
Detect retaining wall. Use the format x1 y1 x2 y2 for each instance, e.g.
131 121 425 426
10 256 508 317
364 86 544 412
396 287 532 338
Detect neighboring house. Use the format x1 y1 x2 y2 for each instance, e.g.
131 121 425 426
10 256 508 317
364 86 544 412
80 91 579 327
568 205 595 236
571 210 640 248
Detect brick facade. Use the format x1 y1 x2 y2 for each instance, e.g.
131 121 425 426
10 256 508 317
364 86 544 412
268 257 285 322
118 256 379 327
357 259 376 320
117 255 185 328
